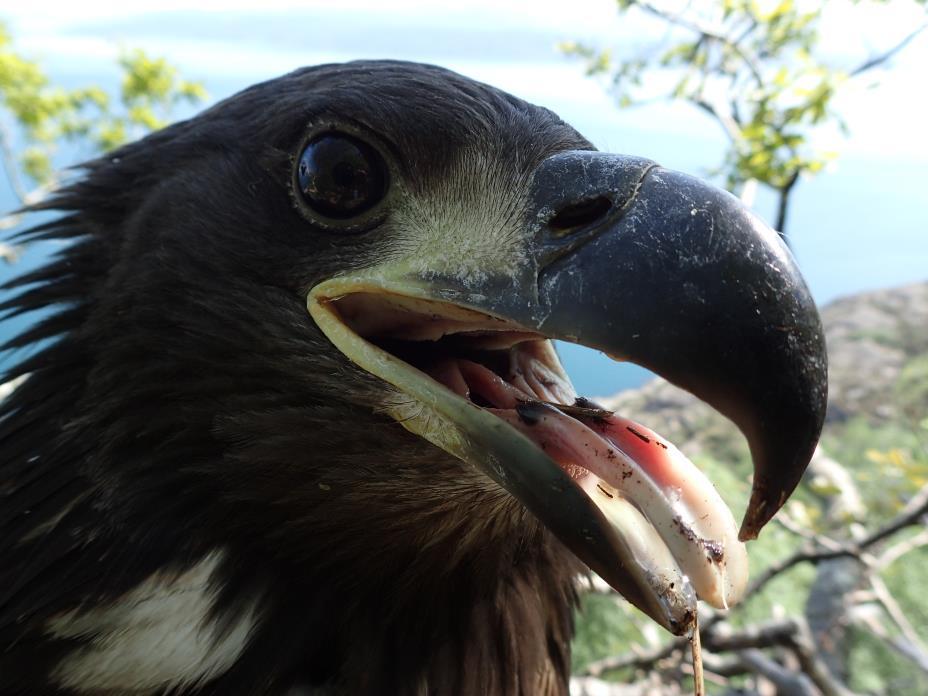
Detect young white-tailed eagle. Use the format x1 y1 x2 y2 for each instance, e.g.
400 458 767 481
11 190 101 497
0 61 827 695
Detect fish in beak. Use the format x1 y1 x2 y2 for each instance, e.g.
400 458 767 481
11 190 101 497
308 150 827 635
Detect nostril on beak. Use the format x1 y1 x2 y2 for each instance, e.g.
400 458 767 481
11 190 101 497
548 196 613 233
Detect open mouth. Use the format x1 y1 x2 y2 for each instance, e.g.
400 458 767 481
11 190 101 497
303 152 826 636
309 281 748 633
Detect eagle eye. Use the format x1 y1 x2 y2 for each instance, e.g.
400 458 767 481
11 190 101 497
296 133 388 220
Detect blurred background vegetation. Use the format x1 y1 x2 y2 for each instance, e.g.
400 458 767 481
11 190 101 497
561 2 928 693
2 1 927 694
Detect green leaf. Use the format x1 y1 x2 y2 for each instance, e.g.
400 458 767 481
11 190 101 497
0 21 206 187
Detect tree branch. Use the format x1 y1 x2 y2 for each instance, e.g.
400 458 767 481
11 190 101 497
877 528 928 569
774 169 800 241
707 619 856 696
869 573 927 656
632 0 764 86
849 21 928 77
784 618 860 696
581 640 680 678
582 618 858 695
852 607 928 676
736 649 818 696
746 483 928 598
580 484 928 685
694 98 742 143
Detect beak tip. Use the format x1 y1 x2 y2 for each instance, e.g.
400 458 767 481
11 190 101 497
738 512 763 543
738 494 769 542
738 472 797 541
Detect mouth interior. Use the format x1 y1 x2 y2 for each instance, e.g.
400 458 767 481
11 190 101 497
320 290 748 624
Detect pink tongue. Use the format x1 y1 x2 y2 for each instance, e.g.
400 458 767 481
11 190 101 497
499 403 678 499
591 416 687 492
451 358 682 490
437 358 747 610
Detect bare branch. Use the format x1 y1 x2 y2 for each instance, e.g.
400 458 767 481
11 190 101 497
581 640 680 678
852 608 928 675
866 483 928 547
849 22 928 77
702 619 799 653
710 619 858 696
774 169 800 240
583 618 858 695
736 649 817 696
694 98 742 143
877 528 928 569
690 613 704 696
787 619 861 696
632 0 764 86
582 485 928 685
869 573 927 655
746 483 928 598
579 575 616 595
697 652 749 678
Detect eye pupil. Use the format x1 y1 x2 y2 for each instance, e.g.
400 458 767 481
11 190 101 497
296 133 387 220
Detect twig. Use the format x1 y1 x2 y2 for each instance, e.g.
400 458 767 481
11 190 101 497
582 641 681 678
690 613 704 696
581 619 789 678
715 619 856 696
849 22 928 77
736 649 817 696
869 573 927 655
585 618 857 695
786 618 859 696
867 483 928 546
746 483 928 598
853 609 928 675
877 528 928 569
582 485 928 684
632 0 764 85
701 618 799 653
694 98 743 143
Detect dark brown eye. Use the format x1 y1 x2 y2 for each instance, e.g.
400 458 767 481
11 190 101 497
296 133 388 220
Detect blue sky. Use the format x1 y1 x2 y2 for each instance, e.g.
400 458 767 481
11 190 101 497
2 0 927 395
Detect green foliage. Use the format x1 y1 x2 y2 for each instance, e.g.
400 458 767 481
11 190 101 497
849 543 928 692
896 354 928 423
571 453 816 672
822 414 927 519
571 593 649 673
561 0 927 232
0 23 205 189
573 408 928 688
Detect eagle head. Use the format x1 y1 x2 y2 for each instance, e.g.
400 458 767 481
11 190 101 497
1 61 826 695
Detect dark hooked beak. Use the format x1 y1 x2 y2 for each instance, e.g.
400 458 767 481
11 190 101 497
309 149 828 633
526 151 828 541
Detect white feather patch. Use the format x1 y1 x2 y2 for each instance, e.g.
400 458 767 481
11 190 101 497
47 550 257 694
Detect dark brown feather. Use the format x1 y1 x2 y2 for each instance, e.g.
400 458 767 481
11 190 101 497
0 60 592 695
